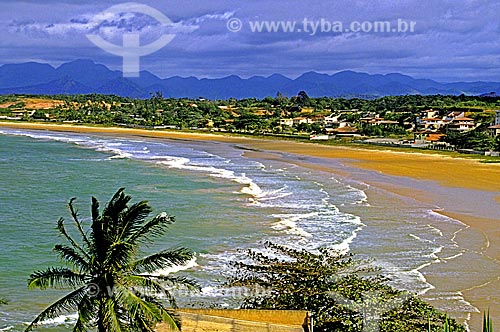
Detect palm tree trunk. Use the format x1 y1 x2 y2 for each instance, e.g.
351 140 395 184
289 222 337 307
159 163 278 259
97 322 106 332
97 301 106 332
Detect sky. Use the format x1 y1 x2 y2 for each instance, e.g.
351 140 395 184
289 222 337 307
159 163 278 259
1 0 500 82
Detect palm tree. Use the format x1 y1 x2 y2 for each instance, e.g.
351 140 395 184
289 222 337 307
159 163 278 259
26 188 198 332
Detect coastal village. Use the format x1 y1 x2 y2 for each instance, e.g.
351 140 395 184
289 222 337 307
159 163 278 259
1 94 500 155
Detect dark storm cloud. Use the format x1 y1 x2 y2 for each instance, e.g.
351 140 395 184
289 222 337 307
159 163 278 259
1 0 500 81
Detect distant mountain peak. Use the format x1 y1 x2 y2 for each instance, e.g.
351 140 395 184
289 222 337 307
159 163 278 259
59 59 96 66
2 59 500 99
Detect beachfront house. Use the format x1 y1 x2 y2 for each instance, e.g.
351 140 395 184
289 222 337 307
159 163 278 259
447 117 476 132
489 124 500 137
329 125 360 137
324 113 341 125
360 117 399 126
421 117 448 132
421 109 440 119
279 118 294 127
310 115 326 124
445 111 466 121
494 110 500 125
292 117 314 125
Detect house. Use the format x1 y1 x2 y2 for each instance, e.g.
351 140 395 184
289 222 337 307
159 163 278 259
488 124 500 137
494 110 500 126
447 117 475 132
425 133 446 142
10 109 35 118
292 117 314 125
445 111 465 121
329 125 360 137
421 118 447 131
361 118 399 126
415 130 444 142
279 118 294 127
310 115 326 124
421 109 440 119
324 113 341 125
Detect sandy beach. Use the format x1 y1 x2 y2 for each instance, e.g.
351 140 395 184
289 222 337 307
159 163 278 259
2 121 499 330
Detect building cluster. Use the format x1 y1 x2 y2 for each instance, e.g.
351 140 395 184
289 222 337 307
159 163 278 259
418 109 500 141
278 108 500 141
489 109 500 136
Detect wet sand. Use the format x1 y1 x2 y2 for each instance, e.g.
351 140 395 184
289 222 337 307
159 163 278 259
2 121 500 329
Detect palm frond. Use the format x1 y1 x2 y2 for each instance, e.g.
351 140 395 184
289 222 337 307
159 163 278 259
102 298 125 332
54 245 90 272
25 286 87 332
105 241 135 270
132 274 200 292
116 201 153 240
103 188 131 224
123 274 166 294
129 248 193 274
111 285 166 329
130 292 180 330
57 217 91 262
28 267 88 290
90 212 108 264
160 310 181 332
68 197 92 250
72 296 97 332
124 274 197 308
134 315 157 332
128 213 175 244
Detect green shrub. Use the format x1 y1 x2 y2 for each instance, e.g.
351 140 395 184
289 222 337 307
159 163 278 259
228 242 465 332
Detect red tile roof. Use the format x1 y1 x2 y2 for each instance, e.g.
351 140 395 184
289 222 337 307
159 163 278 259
452 117 474 121
333 126 359 133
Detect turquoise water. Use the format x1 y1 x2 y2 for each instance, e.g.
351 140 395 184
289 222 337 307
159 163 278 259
0 133 270 330
0 128 490 330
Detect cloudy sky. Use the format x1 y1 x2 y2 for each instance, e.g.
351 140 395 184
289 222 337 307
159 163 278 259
1 0 499 81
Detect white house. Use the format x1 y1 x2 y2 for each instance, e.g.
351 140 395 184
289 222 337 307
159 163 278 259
279 118 294 127
293 117 314 125
421 117 448 131
324 113 341 125
494 110 500 126
447 117 475 132
421 109 439 119
445 111 465 121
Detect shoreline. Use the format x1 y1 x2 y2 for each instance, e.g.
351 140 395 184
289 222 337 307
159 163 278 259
2 121 500 329
2 121 499 191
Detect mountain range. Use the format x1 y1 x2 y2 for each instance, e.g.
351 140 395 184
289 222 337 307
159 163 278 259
1 59 500 99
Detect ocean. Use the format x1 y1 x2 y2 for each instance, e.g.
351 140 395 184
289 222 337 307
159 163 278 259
0 128 487 331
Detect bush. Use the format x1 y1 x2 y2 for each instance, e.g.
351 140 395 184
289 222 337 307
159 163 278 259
227 242 465 332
